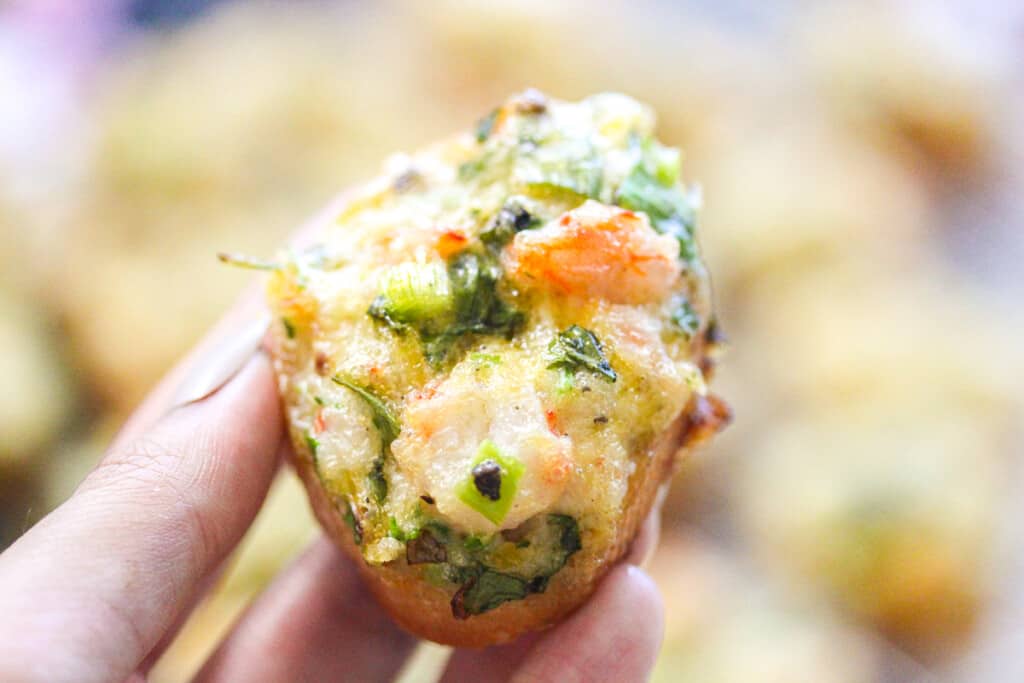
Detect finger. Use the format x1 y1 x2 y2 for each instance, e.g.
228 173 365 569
0 350 283 683
441 565 664 683
511 565 664 682
109 186 350 447
111 287 268 450
439 635 540 683
195 537 417 683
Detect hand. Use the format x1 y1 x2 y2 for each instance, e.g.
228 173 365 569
0 290 666 683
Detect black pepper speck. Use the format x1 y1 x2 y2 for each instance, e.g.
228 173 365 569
472 460 503 501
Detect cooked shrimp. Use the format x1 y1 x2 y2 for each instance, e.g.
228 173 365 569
391 362 573 534
504 199 681 304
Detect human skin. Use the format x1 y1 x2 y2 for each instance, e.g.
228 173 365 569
0 286 666 683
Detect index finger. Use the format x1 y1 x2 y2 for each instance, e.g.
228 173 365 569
0 303 282 683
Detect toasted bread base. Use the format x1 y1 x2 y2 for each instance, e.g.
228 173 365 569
289 406 700 648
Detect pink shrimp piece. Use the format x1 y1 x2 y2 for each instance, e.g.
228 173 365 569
503 200 681 304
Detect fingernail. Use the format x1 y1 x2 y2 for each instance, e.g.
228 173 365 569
653 482 670 511
172 313 271 406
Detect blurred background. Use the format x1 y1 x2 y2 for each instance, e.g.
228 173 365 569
1 0 1022 680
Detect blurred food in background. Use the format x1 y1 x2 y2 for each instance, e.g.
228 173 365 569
648 533 883 683
1 0 1022 681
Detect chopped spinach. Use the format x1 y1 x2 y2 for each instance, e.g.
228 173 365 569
445 513 583 617
331 376 400 446
452 570 530 619
421 251 524 364
615 139 698 262
547 325 617 383
407 513 586 618
550 514 582 555
368 251 523 365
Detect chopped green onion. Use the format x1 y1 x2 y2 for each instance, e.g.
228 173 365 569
646 141 681 186
282 317 296 339
369 252 523 366
456 440 524 525
370 263 454 326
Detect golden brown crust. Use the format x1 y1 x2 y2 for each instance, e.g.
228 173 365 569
289 405 705 647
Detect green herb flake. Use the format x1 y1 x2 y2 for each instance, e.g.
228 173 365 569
331 376 400 446
547 325 617 383
217 251 280 271
514 142 603 201
463 535 488 553
456 440 525 526
282 317 296 339
474 108 499 143
343 501 363 545
670 296 700 340
303 431 319 458
388 516 417 542
458 156 487 182
369 458 388 503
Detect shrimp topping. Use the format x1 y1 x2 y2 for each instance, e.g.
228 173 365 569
503 199 681 304
391 362 573 534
